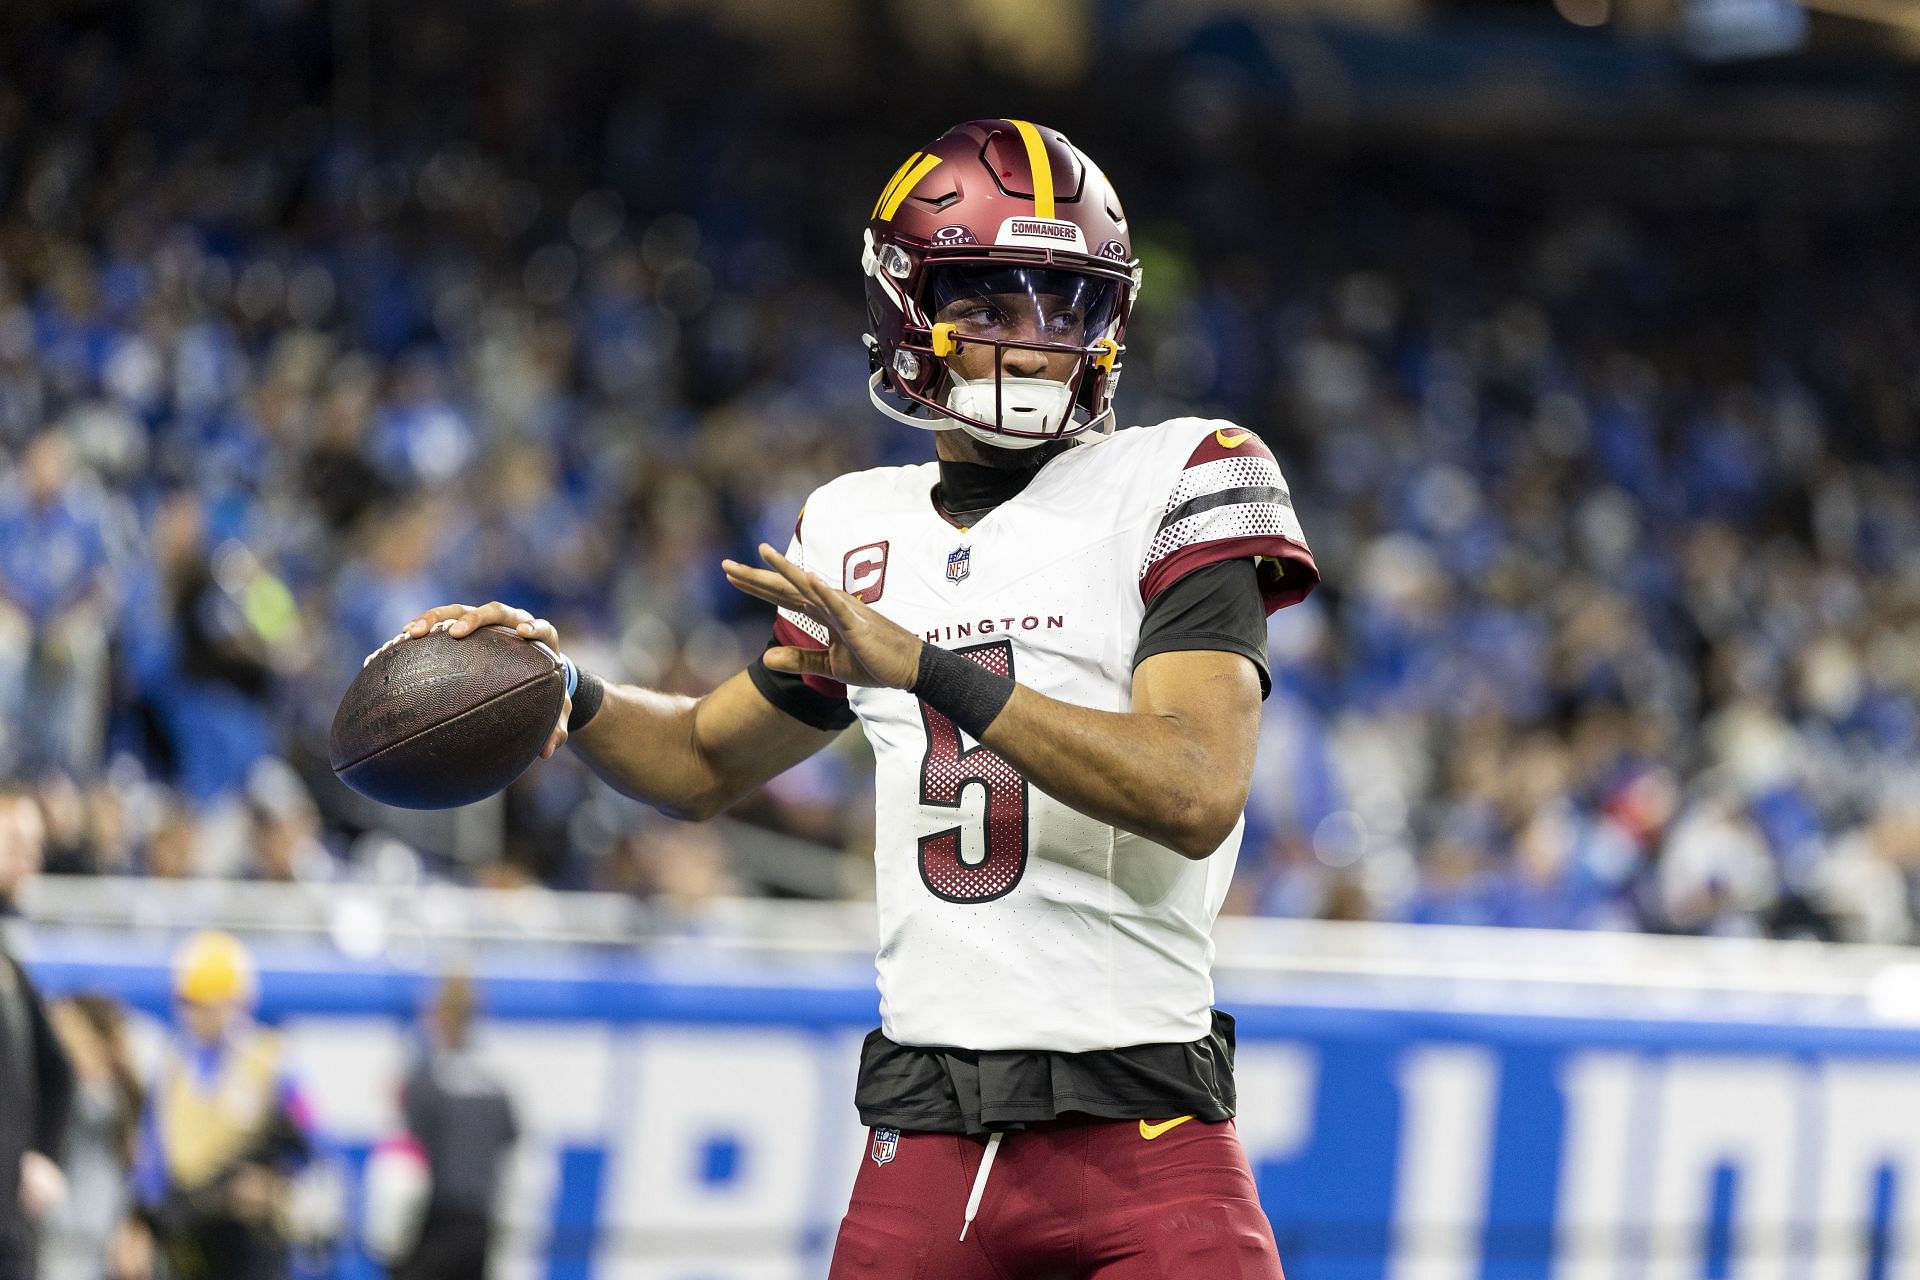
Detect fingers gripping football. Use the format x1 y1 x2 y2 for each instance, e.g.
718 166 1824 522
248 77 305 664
721 544 923 690
370 601 572 758
396 601 559 646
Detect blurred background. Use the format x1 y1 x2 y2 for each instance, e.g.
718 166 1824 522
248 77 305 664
6 0 1920 932
4 0 1920 1275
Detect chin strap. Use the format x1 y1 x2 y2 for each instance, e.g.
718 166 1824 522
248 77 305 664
867 369 1116 447
943 371 1075 444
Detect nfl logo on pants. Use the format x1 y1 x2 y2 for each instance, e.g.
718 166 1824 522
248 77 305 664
870 1126 900 1166
946 546 970 583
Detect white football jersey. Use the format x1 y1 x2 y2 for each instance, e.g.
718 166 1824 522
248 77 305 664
774 418 1316 1052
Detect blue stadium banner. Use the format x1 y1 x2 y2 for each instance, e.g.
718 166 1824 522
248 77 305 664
29 939 1920 1280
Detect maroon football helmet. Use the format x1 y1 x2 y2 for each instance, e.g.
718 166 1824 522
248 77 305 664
863 119 1140 448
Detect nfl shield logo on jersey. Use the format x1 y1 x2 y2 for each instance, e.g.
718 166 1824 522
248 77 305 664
946 546 970 584
870 1126 900 1166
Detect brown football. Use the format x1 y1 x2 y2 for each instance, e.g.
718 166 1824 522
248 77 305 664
329 624 565 809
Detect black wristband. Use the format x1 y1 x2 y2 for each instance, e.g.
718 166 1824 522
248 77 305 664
911 644 1015 741
568 669 606 733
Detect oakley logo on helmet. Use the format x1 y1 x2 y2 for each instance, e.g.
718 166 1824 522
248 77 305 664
997 217 1087 251
1098 240 1128 262
932 225 979 246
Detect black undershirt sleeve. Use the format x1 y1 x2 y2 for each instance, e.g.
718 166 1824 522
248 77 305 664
746 642 857 731
1132 558 1274 699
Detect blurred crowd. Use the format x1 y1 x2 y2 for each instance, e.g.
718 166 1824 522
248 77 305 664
5 780 515 1280
1 0 1917 941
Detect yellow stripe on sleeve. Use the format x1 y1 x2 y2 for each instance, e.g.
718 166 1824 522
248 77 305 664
1005 119 1054 220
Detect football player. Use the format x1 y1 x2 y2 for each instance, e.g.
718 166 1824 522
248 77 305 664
393 119 1315 1277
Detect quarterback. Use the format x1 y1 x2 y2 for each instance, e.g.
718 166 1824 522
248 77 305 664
394 120 1315 1276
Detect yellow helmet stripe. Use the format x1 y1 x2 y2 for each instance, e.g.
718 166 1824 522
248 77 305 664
871 152 924 219
877 153 943 222
1005 119 1055 220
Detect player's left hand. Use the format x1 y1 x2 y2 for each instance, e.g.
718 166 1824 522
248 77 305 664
721 544 922 690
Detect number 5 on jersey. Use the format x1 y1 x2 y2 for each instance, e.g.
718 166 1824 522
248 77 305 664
916 640 1030 903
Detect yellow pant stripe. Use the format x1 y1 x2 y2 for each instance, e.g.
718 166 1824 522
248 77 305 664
1005 119 1054 220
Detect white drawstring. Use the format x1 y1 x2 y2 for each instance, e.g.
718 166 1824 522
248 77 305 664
959 1131 1003 1242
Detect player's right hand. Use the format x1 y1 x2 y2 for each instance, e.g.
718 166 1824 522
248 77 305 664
376 602 573 758
721 545 924 690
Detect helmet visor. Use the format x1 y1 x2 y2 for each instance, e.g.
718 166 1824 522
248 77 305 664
924 264 1122 348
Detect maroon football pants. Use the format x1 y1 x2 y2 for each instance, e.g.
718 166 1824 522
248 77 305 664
828 1117 1286 1279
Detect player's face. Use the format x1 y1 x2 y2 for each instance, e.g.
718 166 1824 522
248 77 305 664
178 997 238 1044
928 265 1120 385
936 293 1083 382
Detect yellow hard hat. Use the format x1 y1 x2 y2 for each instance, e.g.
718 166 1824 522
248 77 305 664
172 930 258 1006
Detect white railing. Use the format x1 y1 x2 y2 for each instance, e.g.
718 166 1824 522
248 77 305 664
21 874 1920 1025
